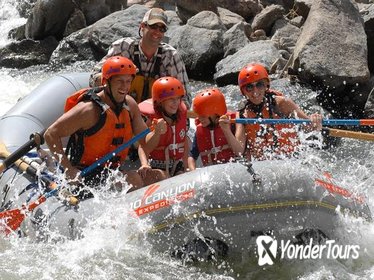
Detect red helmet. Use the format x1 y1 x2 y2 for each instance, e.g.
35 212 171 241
152 76 185 103
193 88 227 116
101 56 137 85
238 63 269 89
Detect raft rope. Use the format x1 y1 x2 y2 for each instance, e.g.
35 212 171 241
0 164 21 211
236 158 262 186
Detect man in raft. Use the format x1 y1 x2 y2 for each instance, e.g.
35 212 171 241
44 56 164 195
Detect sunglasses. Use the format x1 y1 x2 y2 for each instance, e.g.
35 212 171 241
245 81 266 92
146 23 168 33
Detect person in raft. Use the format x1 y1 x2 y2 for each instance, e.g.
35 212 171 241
235 63 323 161
187 88 243 170
89 7 191 108
44 56 163 195
136 76 189 185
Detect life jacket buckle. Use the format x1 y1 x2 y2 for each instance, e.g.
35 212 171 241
210 147 221 154
168 143 179 151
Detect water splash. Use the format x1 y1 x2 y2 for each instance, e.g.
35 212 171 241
0 0 27 48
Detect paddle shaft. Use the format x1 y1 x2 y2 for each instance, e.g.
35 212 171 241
323 128 374 141
1 146 78 205
0 153 64 234
188 112 374 141
233 118 374 126
188 110 374 126
0 130 45 173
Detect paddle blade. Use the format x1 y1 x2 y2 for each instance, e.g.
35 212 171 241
0 208 25 235
0 196 46 235
0 209 25 235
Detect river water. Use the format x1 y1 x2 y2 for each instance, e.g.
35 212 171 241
0 1 374 279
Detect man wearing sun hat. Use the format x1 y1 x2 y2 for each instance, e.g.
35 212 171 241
90 7 191 108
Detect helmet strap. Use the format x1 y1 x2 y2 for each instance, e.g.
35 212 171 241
207 116 218 130
105 81 124 116
245 96 266 114
162 108 178 123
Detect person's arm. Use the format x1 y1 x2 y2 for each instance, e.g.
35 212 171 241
182 138 189 172
187 134 199 170
127 95 149 147
143 118 167 153
219 115 245 156
44 102 99 179
187 156 196 171
276 96 322 131
127 95 167 152
138 145 151 172
235 110 247 155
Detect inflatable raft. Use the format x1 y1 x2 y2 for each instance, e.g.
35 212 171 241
0 73 371 260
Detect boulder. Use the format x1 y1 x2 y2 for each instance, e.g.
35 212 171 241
50 5 147 65
290 0 369 90
25 0 75 40
214 40 280 86
0 37 58 68
168 11 226 80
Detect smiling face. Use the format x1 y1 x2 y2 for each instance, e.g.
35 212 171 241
241 79 268 105
141 22 166 47
198 115 218 127
161 96 181 115
108 74 134 103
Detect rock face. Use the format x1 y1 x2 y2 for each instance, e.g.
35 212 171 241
78 0 128 25
25 0 76 40
214 40 280 86
50 5 147 65
290 0 369 90
167 11 227 79
175 0 260 23
0 37 58 68
362 4 374 73
24 0 127 40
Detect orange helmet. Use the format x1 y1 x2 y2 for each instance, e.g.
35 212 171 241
193 88 227 116
101 56 137 85
152 76 185 103
238 63 269 89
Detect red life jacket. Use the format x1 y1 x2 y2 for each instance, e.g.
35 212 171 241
140 99 187 163
196 112 236 166
64 88 133 167
239 89 299 160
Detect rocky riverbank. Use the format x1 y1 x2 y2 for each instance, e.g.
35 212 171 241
1 0 374 119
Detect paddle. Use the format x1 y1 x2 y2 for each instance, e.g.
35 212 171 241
188 111 374 141
0 147 70 234
0 127 152 235
0 130 45 173
233 118 374 126
0 174 60 235
187 110 374 126
322 127 374 142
